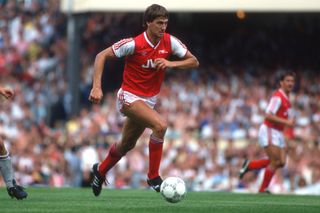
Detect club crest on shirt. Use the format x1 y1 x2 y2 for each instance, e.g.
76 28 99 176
158 49 168 54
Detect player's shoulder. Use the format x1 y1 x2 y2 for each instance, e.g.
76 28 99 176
272 90 282 97
269 91 282 103
113 37 134 50
164 32 172 37
169 34 187 48
273 89 289 100
132 32 149 46
167 33 179 41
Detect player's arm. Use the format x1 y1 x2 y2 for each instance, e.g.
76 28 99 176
264 97 295 127
155 51 199 70
0 86 14 99
175 50 199 69
89 38 134 104
265 113 295 127
89 47 116 104
155 36 199 70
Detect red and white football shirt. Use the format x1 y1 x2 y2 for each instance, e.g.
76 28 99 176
112 32 188 97
263 89 292 131
258 89 293 148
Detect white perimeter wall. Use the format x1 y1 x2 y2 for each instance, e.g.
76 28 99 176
61 0 320 13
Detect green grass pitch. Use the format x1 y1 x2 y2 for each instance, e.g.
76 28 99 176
0 188 319 213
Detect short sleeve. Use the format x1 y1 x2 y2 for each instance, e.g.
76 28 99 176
265 97 282 114
170 36 188 58
112 38 135 58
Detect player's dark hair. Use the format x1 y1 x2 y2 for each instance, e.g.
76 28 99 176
143 4 168 27
279 71 296 82
277 71 296 87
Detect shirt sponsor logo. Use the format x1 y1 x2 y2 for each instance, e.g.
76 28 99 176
142 59 156 69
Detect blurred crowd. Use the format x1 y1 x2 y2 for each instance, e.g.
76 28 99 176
0 0 319 195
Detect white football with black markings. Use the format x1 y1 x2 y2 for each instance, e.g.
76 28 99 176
160 177 186 203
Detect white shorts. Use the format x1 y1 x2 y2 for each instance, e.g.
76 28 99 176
116 88 157 116
258 124 285 148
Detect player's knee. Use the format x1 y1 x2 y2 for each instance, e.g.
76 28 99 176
270 159 278 168
271 159 284 168
0 150 5 156
153 120 167 137
118 141 136 155
125 142 136 152
278 161 286 168
0 143 7 155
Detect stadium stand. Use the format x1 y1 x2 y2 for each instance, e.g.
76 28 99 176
0 1 319 194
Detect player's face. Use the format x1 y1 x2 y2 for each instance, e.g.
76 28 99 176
147 17 168 39
280 75 295 93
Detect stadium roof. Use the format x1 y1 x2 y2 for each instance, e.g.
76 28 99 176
61 0 320 13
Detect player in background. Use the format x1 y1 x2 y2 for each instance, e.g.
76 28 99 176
239 72 296 193
88 4 199 196
0 86 28 200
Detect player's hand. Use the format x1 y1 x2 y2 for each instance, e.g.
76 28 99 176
286 119 295 127
154 58 172 70
0 87 14 99
88 87 103 104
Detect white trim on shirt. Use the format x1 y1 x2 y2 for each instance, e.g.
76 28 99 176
112 38 135 58
143 32 160 49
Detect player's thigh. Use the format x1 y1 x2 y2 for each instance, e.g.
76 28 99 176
122 100 165 130
265 145 287 169
264 145 281 159
121 117 146 145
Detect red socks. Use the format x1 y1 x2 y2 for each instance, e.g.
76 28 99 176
98 135 164 180
248 159 270 170
148 135 164 179
98 143 123 176
259 166 275 192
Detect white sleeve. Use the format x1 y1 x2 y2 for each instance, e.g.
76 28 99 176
170 35 187 58
112 38 135 58
265 97 282 114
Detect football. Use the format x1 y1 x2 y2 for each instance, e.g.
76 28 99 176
160 177 186 203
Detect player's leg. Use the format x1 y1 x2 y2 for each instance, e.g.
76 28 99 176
0 140 13 188
98 117 145 175
91 117 145 196
121 100 167 192
239 158 270 179
259 144 282 193
240 125 271 179
239 159 270 179
279 147 286 168
248 159 270 170
0 139 27 200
